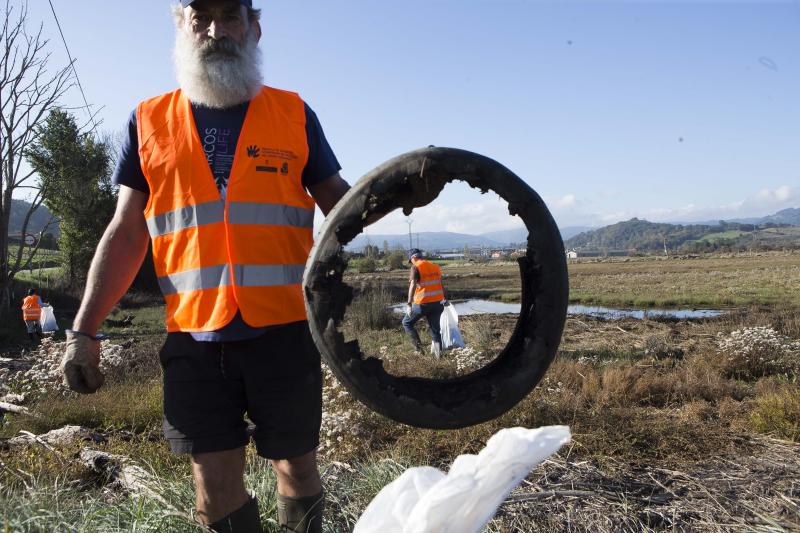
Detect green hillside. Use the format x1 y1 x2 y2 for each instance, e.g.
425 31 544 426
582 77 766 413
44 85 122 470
565 218 799 253
7 199 59 237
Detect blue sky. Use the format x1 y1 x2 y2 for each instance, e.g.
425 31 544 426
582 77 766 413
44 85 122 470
24 0 800 234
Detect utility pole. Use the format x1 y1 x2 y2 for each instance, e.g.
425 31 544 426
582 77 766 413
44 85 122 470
406 218 413 252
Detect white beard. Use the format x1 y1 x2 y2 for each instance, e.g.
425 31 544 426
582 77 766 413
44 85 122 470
173 24 263 109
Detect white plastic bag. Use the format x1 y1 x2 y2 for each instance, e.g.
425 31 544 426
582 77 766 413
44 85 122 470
439 305 465 349
353 425 571 533
39 306 58 332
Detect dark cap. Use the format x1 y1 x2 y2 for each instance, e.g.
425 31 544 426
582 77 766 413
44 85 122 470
181 0 252 7
408 248 422 263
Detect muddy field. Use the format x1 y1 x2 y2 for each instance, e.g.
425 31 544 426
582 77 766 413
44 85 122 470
348 250 800 307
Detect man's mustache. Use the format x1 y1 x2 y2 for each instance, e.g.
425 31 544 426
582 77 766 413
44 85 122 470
197 38 241 59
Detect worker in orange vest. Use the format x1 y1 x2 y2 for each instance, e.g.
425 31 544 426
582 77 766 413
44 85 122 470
58 1 349 531
403 249 448 358
21 288 44 342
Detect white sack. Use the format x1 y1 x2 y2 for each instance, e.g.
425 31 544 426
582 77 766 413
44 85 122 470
354 425 571 533
40 306 58 332
439 305 465 349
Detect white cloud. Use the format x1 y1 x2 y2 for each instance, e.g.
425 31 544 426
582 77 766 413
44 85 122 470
755 185 794 203
552 193 577 208
360 195 524 236
571 184 799 227
316 183 798 235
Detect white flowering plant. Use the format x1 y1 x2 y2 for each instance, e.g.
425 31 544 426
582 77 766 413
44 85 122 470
716 326 800 380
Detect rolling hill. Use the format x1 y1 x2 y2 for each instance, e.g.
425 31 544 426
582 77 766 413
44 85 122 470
7 199 59 237
565 216 800 252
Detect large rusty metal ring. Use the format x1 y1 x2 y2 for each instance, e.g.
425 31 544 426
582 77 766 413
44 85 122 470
303 147 568 429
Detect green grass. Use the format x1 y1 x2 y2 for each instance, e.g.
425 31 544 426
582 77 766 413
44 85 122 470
103 304 167 338
0 379 163 438
750 383 800 441
696 230 748 243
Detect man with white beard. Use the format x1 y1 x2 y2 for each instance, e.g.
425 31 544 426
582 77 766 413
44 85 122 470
59 1 349 531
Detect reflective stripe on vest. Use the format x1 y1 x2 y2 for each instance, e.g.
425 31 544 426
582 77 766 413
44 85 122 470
138 86 313 332
145 201 314 238
413 260 444 304
22 296 42 320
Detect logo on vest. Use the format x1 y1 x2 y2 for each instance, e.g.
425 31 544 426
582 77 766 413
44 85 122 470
246 145 260 158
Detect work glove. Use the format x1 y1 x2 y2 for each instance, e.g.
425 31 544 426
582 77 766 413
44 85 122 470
442 299 450 306
405 304 412 317
60 330 105 394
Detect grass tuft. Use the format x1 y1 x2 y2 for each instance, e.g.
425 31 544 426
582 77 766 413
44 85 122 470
347 282 396 331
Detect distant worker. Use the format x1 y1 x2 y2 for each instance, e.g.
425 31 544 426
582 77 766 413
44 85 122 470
21 288 43 342
403 249 448 357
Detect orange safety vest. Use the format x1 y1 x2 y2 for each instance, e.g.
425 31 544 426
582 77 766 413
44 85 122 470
137 87 313 332
413 259 445 304
22 295 42 321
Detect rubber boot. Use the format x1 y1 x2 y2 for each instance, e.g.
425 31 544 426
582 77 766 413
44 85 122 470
407 330 423 354
431 341 441 359
208 496 263 533
277 490 324 533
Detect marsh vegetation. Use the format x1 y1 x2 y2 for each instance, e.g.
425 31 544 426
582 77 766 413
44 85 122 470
2 253 799 531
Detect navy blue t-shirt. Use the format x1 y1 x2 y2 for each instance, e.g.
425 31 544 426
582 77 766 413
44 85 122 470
113 99 341 342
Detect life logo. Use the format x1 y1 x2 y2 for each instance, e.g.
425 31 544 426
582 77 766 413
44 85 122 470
249 145 291 175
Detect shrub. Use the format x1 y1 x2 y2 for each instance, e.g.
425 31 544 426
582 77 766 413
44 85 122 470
716 326 800 380
348 283 395 331
357 258 377 273
644 334 683 359
387 251 406 270
461 318 495 354
749 385 800 442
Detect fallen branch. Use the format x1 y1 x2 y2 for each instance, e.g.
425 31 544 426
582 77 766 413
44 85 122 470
0 401 34 417
504 489 598 502
78 448 214 533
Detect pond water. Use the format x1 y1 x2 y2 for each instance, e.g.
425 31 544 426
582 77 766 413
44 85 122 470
393 299 723 320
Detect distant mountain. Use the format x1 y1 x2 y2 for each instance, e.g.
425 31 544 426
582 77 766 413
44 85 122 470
479 227 528 245
676 207 800 227
8 199 59 237
479 225 593 243
349 224 598 252
559 226 594 240
751 207 800 226
565 218 737 251
348 231 504 252
565 215 800 252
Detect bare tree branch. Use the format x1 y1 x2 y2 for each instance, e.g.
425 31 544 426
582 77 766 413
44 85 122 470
1 0 75 312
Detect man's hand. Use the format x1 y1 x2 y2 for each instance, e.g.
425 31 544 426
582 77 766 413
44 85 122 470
60 331 105 394
442 299 450 306
405 304 413 318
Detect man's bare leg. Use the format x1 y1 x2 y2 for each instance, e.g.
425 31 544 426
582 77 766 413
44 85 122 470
271 449 322 497
272 450 324 532
192 447 249 524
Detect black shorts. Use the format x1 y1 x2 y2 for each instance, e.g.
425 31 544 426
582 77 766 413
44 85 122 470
159 320 322 459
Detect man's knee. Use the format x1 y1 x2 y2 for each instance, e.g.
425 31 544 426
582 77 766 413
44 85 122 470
271 451 320 494
272 455 316 481
192 448 247 494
